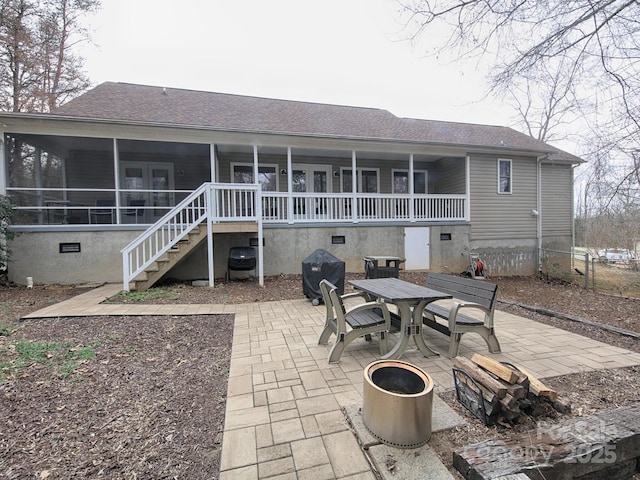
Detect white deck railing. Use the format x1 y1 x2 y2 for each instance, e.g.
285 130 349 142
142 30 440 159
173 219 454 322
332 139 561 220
121 183 210 291
260 192 467 223
120 183 262 291
8 186 467 226
120 184 467 290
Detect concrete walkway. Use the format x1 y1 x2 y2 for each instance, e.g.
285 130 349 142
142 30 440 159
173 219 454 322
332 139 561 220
23 284 640 479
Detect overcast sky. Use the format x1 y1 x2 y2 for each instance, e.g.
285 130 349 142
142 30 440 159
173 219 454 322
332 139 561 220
79 0 515 127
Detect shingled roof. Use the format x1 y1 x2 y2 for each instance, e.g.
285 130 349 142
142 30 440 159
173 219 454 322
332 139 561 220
51 82 581 161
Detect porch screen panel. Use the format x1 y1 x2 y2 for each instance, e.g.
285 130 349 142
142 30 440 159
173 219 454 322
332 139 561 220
152 168 170 216
6 135 66 225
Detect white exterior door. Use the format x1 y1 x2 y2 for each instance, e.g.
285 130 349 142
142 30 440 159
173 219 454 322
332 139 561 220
292 164 331 217
121 162 174 222
404 227 430 270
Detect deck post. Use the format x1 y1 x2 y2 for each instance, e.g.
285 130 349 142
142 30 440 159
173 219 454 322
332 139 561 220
207 184 215 287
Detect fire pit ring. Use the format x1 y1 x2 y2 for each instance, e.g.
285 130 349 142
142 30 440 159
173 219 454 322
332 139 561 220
362 360 434 448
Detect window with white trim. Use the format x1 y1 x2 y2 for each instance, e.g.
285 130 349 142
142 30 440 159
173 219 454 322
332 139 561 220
340 168 380 193
498 159 512 194
392 170 428 194
231 163 278 191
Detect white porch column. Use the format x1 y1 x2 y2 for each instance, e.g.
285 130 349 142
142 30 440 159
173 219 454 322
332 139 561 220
465 155 471 221
210 144 217 183
409 153 415 222
113 139 121 224
253 144 264 285
34 148 43 224
253 145 259 182
352 150 358 222
287 147 293 224
207 144 216 287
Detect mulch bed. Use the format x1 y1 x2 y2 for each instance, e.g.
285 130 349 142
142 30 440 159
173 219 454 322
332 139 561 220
1 314 232 478
1 273 639 479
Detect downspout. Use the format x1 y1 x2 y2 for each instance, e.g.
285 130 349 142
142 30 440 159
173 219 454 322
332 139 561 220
536 156 543 272
571 163 578 252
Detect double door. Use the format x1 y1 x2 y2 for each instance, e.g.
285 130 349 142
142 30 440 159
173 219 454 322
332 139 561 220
292 164 331 217
120 162 174 223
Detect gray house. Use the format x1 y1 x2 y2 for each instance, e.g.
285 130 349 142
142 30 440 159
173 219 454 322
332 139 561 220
0 82 582 289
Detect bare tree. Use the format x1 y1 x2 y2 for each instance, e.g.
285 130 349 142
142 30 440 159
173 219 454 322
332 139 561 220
399 0 640 151
400 0 640 250
0 0 99 113
503 57 584 144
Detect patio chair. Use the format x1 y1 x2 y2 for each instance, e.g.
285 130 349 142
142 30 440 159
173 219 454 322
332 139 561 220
318 279 391 363
123 199 146 224
89 199 115 224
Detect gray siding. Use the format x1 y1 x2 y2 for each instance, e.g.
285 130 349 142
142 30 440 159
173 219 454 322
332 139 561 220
541 163 573 237
431 157 466 194
469 154 538 241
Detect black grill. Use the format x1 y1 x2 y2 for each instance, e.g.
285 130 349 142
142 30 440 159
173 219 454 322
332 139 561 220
302 249 345 305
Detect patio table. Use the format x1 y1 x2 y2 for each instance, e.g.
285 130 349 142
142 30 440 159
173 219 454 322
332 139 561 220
349 277 452 359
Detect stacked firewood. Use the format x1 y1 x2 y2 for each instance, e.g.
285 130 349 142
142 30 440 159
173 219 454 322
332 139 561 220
452 354 570 425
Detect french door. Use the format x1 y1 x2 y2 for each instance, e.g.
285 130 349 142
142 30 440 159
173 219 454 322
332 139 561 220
120 162 175 222
291 164 331 216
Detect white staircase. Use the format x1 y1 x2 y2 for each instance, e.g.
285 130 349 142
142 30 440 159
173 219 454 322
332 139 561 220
121 182 263 292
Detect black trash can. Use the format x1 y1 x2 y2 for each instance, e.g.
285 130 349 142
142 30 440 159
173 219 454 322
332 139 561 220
227 247 256 281
302 249 345 305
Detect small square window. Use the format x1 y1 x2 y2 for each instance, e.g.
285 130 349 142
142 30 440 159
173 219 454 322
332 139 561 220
332 235 345 244
498 159 512 194
440 233 452 241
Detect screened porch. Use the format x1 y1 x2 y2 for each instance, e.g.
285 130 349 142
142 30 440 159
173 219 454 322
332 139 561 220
4 134 470 227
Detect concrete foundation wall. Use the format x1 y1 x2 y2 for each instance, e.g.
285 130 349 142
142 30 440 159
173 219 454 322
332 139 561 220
427 224 471 274
8 230 139 285
8 226 571 286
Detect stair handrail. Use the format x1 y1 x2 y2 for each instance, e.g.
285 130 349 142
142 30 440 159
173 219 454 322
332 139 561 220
121 182 211 291
121 182 262 291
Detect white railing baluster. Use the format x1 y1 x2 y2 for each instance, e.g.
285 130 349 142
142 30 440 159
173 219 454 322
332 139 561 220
122 185 467 290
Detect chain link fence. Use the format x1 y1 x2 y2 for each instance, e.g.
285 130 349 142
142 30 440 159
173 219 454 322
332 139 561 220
540 248 640 298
